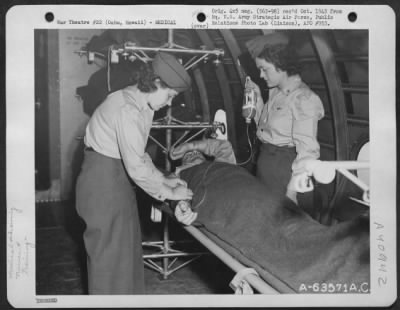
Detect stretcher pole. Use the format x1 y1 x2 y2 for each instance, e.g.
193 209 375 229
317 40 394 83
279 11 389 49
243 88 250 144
162 107 173 279
304 159 370 201
184 225 280 294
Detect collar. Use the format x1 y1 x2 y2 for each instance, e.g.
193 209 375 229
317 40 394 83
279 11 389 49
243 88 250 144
280 74 302 96
122 85 150 112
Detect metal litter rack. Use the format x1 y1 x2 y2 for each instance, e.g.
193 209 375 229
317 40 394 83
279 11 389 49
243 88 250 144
143 109 225 279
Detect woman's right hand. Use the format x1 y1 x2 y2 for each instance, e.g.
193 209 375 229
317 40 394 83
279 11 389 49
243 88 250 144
245 79 262 101
174 200 198 225
242 79 261 121
171 185 193 201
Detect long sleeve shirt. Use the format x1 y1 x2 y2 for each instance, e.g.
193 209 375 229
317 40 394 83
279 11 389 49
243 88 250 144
84 85 168 201
254 75 325 174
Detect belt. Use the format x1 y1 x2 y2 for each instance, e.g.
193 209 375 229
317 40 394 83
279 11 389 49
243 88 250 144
262 143 296 153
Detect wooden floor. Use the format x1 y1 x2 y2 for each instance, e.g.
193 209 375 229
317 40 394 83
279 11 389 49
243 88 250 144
36 200 234 295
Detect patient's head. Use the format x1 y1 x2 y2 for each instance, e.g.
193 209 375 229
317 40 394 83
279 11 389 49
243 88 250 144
182 150 206 166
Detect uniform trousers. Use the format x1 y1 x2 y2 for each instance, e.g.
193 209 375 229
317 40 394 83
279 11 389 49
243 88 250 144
256 143 316 217
256 143 296 197
75 149 145 294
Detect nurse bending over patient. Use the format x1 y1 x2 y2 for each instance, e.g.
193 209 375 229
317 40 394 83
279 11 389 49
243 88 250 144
76 52 193 295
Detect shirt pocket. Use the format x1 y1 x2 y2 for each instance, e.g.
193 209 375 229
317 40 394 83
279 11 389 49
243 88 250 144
272 103 288 113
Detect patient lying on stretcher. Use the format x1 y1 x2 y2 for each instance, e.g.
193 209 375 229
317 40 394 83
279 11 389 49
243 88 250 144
170 139 370 293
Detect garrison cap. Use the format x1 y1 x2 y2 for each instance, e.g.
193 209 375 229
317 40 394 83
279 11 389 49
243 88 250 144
246 32 289 58
152 52 191 93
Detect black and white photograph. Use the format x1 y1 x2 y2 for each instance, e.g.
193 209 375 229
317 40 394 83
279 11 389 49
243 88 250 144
6 5 397 308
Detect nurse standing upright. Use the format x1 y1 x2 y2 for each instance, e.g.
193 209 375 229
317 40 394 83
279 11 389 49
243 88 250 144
243 32 325 204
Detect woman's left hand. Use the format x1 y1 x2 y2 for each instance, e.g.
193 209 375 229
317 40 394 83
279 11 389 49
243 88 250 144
287 172 314 193
287 173 313 205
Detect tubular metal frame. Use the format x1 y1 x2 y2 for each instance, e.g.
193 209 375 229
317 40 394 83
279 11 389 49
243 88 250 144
306 159 370 205
143 111 226 280
76 29 224 68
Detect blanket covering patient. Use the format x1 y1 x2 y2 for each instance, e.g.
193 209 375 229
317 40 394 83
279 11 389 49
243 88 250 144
170 139 370 293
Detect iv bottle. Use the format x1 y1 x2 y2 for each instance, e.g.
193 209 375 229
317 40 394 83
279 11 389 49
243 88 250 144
242 76 257 124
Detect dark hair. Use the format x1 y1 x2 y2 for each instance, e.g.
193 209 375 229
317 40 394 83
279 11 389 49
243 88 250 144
257 44 301 76
129 61 168 93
